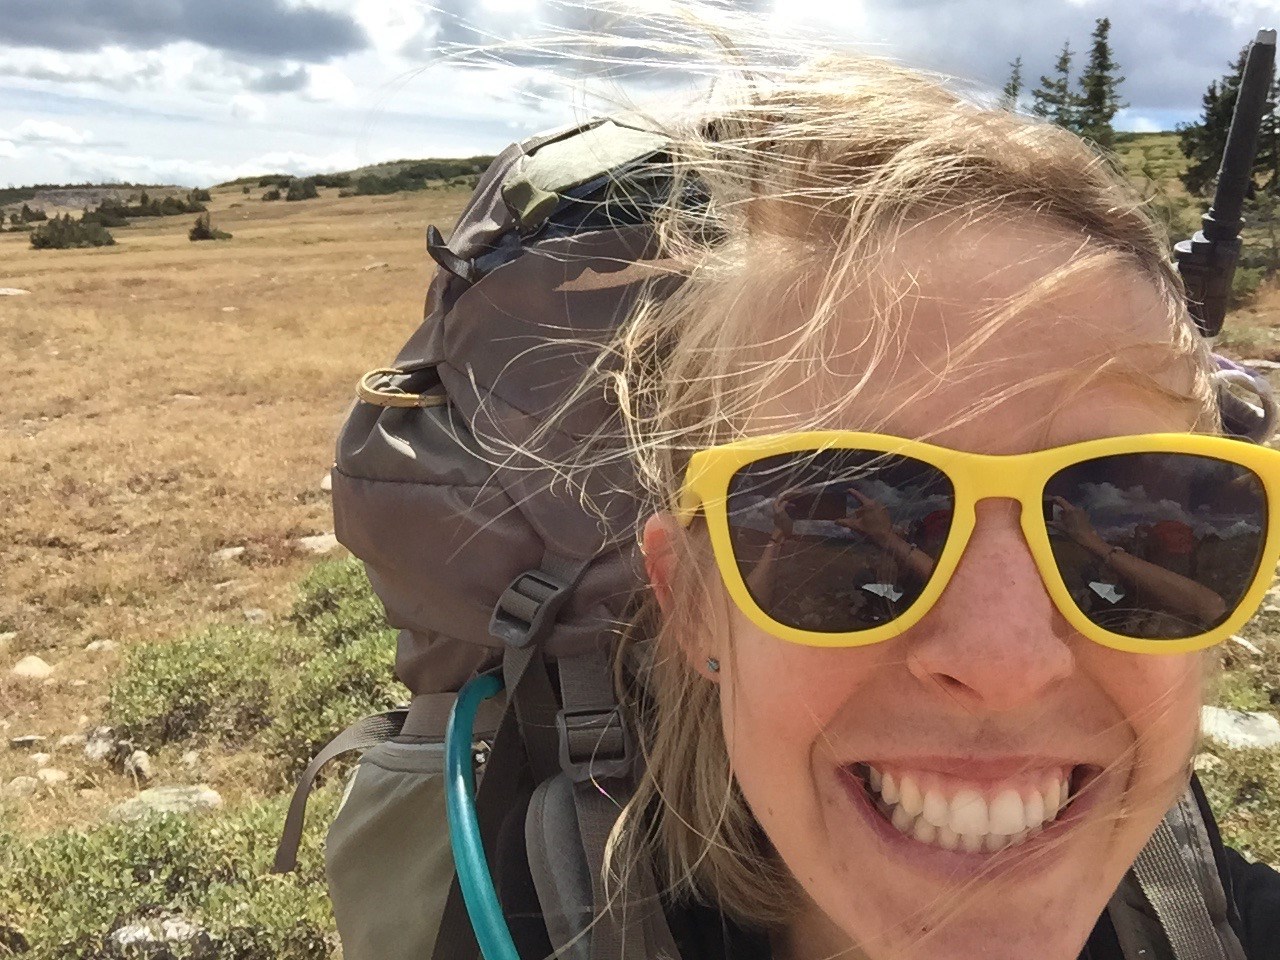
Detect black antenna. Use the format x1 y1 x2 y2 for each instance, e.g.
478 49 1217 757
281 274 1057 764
1174 28 1276 337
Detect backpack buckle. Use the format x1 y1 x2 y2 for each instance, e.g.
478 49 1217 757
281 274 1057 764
490 569 573 648
556 707 632 782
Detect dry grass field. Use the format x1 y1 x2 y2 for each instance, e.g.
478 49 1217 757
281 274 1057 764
0 185 470 827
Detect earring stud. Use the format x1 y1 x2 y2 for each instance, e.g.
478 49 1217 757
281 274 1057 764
706 657 720 673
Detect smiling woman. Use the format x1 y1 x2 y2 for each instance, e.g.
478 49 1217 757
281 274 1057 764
312 8 1280 960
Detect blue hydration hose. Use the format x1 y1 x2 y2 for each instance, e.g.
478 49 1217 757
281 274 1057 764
445 672 520 960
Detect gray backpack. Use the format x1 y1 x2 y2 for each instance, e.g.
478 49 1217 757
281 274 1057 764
273 117 1271 960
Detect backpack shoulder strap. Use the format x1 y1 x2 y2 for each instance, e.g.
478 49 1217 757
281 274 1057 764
1110 786 1247 960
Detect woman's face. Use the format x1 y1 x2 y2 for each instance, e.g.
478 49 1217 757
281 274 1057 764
648 219 1206 960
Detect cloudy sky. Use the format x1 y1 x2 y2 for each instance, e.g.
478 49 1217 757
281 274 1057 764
1 0 1277 188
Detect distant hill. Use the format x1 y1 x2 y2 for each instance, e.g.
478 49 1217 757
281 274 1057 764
0 182 177 210
212 155 495 191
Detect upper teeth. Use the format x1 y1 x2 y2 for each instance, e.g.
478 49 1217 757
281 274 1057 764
865 765 1072 853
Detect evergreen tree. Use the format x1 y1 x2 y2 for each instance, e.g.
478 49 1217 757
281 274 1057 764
1031 41 1081 132
1076 18 1126 150
1001 56 1024 110
1179 47 1250 196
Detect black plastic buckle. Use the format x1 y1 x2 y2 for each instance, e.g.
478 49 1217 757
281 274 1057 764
556 707 633 783
489 568 573 649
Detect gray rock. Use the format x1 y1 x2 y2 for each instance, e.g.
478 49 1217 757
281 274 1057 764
3 776 38 799
125 749 154 782
8 735 45 751
295 532 339 554
211 546 246 562
0 288 30 296
242 608 268 624
36 768 68 786
1201 705 1280 750
362 261 389 271
1241 358 1280 371
180 749 200 771
84 639 118 653
108 915 211 956
110 785 223 821
320 471 333 492
29 753 50 768
55 733 86 751
0 631 15 649
84 726 116 763
10 655 52 680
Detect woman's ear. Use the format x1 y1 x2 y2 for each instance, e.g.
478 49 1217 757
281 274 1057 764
643 513 723 683
642 513 679 616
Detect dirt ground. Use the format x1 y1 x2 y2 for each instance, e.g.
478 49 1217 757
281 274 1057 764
0 185 470 827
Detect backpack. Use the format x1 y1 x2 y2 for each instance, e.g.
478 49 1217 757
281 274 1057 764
272 117 1276 960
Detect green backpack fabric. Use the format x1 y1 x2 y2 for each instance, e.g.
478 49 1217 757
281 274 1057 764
274 117 1270 960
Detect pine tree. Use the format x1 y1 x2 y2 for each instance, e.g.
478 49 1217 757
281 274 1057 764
1001 56 1024 110
1031 41 1081 132
1179 48 1249 196
1076 18 1126 150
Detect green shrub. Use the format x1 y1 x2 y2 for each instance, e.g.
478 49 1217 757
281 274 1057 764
189 213 232 241
267 630 405 779
1199 745 1280 867
1231 265 1266 307
109 627 280 747
262 189 281 202
0 791 339 959
289 558 393 650
29 214 115 250
285 179 318 202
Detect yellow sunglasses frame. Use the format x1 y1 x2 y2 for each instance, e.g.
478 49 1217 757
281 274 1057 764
676 431 1280 654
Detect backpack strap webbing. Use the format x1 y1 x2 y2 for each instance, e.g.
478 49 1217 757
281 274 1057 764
1113 787 1247 960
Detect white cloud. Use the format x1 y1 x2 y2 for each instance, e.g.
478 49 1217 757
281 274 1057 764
306 64 356 102
1116 110 1162 133
48 145 365 186
230 93 268 122
6 118 91 144
0 139 17 158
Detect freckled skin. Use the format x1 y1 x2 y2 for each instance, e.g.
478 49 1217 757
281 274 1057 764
647 220 1206 960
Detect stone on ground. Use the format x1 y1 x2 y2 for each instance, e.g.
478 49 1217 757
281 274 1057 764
8 735 45 751
1201 705 1280 750
110 785 223 821
125 749 154 782
9 656 53 680
36 768 69 786
3 776 38 799
295 532 339 554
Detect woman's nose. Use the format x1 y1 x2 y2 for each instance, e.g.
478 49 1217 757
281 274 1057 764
904 499 1075 710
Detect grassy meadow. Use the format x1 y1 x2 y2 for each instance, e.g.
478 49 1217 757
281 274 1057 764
0 136 1279 956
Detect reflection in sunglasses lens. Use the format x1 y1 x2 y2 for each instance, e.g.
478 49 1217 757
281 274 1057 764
1044 454 1266 639
727 450 954 632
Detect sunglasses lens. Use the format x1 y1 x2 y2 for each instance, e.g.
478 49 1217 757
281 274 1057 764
727 450 954 633
1044 453 1268 639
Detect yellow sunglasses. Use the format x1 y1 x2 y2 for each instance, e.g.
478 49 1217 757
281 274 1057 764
676 432 1280 654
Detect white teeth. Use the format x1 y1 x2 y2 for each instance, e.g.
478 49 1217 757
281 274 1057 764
912 818 937 845
890 804 914 834
863 765 1071 855
899 775 924 817
1023 788 1045 828
1041 776 1064 821
881 772 900 804
949 789 989 836
922 788 950 828
987 789 1026 836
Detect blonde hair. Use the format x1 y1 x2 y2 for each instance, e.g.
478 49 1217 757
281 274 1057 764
582 29 1221 933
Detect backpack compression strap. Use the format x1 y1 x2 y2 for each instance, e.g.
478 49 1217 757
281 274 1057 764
1111 786 1247 960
